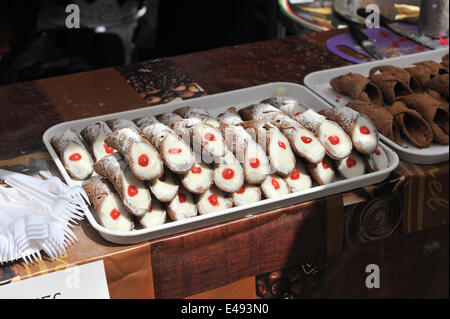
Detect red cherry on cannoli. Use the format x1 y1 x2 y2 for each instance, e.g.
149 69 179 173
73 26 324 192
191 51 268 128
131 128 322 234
69 153 82 161
208 194 219 206
191 166 202 174
346 158 357 168
138 154 149 167
128 185 138 197
301 136 312 144
359 126 371 135
249 158 260 168
375 150 381 156
179 193 186 203
294 112 302 116
169 148 182 154
204 133 216 141
222 168 235 180
236 185 245 194
278 141 286 150
110 208 120 220
322 162 330 169
271 179 280 190
148 205 153 212
328 136 340 145
290 169 300 180
103 144 115 154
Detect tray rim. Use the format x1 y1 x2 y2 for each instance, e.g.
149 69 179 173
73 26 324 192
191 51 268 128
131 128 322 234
42 82 400 244
303 48 450 165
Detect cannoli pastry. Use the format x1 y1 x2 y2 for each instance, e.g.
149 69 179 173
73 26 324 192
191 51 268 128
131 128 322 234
284 160 312 193
346 100 403 146
386 101 434 148
104 127 164 180
173 106 220 128
181 158 214 194
81 121 116 162
307 158 335 185
51 129 94 180
239 120 296 176
221 125 270 184
330 72 384 105
147 169 179 203
397 93 449 144
426 74 449 101
369 65 422 92
414 61 449 75
213 151 244 193
217 107 243 127
82 179 134 232
166 186 198 221
171 117 226 158
260 96 307 116
319 106 379 155
138 116 195 173
368 71 413 104
403 61 448 88
106 119 139 132
156 112 183 126
139 199 167 229
366 145 389 172
94 153 151 217
294 109 353 160
238 104 326 164
197 186 233 215
260 174 290 199
442 54 449 69
232 184 262 206
335 151 366 180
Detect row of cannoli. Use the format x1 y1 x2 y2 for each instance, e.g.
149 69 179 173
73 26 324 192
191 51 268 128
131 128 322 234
51 96 388 233
330 53 449 148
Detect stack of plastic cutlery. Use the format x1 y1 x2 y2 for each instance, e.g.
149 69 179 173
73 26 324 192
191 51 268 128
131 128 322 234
0 169 89 264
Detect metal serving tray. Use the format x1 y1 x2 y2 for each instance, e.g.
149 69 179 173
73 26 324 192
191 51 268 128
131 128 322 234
43 82 399 244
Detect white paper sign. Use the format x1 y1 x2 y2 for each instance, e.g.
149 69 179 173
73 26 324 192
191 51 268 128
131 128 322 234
0 260 110 299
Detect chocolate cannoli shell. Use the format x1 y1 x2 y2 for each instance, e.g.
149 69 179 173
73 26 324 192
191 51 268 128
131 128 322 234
426 73 449 100
81 121 112 145
93 153 128 199
106 119 138 131
368 72 413 104
330 73 384 105
217 107 243 127
386 101 434 148
369 65 422 92
415 61 449 75
397 94 449 144
156 113 183 126
173 106 211 119
442 54 449 69
237 103 282 122
346 100 403 146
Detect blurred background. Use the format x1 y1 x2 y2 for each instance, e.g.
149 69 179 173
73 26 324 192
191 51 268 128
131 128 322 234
0 0 291 85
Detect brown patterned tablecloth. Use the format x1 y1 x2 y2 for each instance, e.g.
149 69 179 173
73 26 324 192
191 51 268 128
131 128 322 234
0 29 448 299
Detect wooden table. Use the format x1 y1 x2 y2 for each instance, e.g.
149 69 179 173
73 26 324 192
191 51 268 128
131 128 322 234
0 29 448 299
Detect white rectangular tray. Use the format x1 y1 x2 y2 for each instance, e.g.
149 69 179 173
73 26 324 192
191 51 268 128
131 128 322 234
304 48 449 165
43 82 399 244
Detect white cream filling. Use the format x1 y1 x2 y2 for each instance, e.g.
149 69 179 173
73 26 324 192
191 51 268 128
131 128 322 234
269 132 295 176
100 194 134 232
336 152 365 179
122 169 151 216
244 141 270 182
181 162 213 193
314 161 335 185
168 190 197 220
319 121 352 159
204 118 220 128
368 146 389 171
284 161 312 192
198 125 225 157
261 175 289 198
197 187 232 214
214 152 244 193
162 134 195 172
148 171 179 202
140 200 167 228
352 116 378 154
232 184 261 206
92 132 116 161
293 128 325 163
130 142 162 180
63 143 93 179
